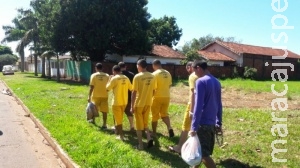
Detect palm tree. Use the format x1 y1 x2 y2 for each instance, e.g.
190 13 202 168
1 18 27 72
16 9 40 76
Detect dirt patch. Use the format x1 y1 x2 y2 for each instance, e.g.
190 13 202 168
170 85 300 110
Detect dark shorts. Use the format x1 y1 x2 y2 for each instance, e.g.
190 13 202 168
196 125 215 157
124 99 133 117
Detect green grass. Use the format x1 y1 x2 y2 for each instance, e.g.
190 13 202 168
1 73 299 168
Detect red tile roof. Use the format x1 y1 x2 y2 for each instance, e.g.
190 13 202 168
151 45 186 59
203 41 300 59
197 50 235 61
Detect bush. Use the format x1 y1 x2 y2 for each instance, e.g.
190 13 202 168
243 66 257 79
231 66 240 78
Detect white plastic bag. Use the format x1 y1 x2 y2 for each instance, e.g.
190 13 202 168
181 135 202 166
86 102 99 120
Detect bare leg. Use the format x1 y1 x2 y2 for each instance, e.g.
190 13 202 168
151 121 158 137
162 116 172 130
102 112 107 127
116 125 124 140
171 130 188 152
127 116 134 130
136 130 143 150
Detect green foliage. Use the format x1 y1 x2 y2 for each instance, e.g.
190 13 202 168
0 46 13 55
0 54 18 66
180 49 201 65
232 66 240 78
148 15 182 47
54 0 151 61
243 66 257 79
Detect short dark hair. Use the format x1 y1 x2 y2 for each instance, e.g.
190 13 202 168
118 62 126 68
95 63 102 70
137 59 147 68
186 61 193 68
112 65 121 72
192 60 208 70
152 59 161 66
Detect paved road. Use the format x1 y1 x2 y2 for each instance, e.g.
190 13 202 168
0 81 65 168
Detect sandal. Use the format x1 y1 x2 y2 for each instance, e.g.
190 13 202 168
147 139 154 148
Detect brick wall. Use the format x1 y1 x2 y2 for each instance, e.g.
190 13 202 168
243 54 300 79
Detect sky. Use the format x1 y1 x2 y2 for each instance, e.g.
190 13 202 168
0 0 299 56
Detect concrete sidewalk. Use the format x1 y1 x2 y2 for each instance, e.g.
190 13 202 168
0 80 66 168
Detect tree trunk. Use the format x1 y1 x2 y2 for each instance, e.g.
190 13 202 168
56 53 60 82
41 56 46 78
75 61 81 81
47 56 51 79
34 54 38 76
20 49 25 72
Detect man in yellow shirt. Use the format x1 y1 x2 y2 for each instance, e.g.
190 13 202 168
151 59 174 137
88 63 109 129
118 62 135 131
131 59 156 150
106 65 132 141
168 61 199 154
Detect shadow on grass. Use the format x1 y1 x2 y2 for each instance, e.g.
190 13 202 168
121 132 188 168
217 159 264 168
23 75 88 86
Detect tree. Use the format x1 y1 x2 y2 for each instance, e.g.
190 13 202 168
0 54 18 67
0 46 13 55
53 0 151 61
180 49 201 65
1 17 27 72
30 0 61 78
148 15 182 47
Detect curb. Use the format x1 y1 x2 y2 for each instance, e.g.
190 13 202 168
1 80 79 168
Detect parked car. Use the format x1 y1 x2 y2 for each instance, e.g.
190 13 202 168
2 65 15 75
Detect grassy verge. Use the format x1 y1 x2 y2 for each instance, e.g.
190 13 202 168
1 73 299 168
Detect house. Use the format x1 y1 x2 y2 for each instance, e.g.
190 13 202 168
200 41 300 78
107 45 186 65
197 50 235 66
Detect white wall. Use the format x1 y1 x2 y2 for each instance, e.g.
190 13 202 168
207 60 224 66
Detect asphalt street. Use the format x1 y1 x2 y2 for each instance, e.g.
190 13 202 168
0 80 65 168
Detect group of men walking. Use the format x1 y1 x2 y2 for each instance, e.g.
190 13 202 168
88 59 222 168
88 59 174 150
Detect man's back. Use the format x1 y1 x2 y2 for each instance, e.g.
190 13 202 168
106 74 132 106
152 69 172 98
90 72 109 98
193 74 222 127
132 72 156 107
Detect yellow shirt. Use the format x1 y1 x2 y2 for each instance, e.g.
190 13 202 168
106 74 132 106
90 72 109 98
188 72 199 103
132 72 156 107
152 69 172 98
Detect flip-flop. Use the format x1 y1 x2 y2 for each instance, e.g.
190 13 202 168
147 139 154 148
168 146 181 155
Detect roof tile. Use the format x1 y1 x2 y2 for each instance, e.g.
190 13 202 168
151 45 186 59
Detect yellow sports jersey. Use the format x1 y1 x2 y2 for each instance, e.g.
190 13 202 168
132 72 156 107
152 69 172 98
188 72 199 103
90 72 109 98
106 74 132 106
